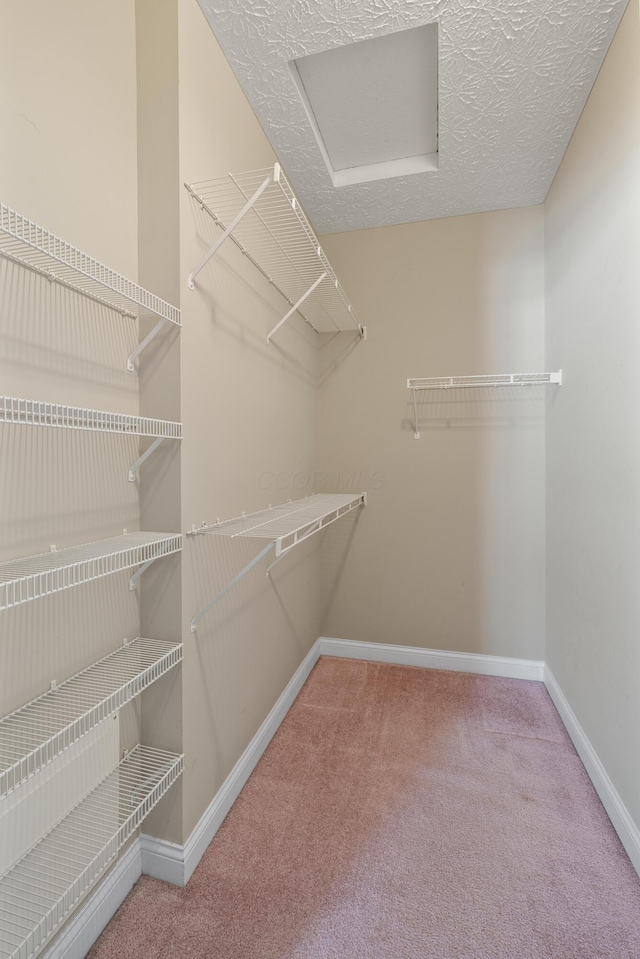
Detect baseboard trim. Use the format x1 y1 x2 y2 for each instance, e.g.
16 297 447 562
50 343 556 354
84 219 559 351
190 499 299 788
44 839 142 959
142 638 323 887
318 637 545 682
544 665 640 876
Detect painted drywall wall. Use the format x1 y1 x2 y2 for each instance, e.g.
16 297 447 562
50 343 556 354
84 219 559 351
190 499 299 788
0 0 141 726
318 207 546 659
177 0 321 841
545 1 640 828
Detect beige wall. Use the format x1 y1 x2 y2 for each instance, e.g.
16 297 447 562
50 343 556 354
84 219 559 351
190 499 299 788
545 1 640 828
318 207 546 660
177 0 321 840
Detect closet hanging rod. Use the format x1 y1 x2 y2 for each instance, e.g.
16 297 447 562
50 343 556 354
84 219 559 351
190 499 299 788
188 492 365 632
408 370 563 438
185 164 365 342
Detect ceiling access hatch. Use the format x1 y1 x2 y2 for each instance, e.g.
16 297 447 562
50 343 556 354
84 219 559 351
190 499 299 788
291 23 438 187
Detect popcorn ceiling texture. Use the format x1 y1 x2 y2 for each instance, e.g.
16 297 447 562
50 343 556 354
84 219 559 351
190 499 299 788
196 0 628 233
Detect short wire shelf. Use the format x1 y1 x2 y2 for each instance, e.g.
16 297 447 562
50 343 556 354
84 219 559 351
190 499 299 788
0 532 182 611
0 396 182 439
185 164 364 341
408 371 563 438
188 492 365 631
0 745 183 959
0 203 181 327
0 638 182 800
407 372 563 390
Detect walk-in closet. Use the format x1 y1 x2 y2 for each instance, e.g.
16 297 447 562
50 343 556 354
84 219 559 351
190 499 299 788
1 1 639 957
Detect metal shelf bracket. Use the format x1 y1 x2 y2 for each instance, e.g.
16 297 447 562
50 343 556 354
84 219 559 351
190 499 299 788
128 436 167 482
127 316 172 372
267 272 327 343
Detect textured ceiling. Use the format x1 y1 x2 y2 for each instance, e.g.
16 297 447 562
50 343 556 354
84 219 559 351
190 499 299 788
197 0 628 234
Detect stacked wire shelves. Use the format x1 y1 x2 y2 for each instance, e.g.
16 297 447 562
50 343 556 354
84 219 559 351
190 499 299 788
0 203 184 959
185 163 365 342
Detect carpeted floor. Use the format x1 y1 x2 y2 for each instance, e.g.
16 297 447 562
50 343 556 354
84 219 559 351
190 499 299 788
89 657 640 959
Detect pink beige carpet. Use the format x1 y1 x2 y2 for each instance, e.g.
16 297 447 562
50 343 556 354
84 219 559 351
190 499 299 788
89 657 640 958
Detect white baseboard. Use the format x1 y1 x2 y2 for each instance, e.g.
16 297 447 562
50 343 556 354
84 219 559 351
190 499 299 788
319 637 545 682
44 839 142 959
544 665 640 876
142 638 323 887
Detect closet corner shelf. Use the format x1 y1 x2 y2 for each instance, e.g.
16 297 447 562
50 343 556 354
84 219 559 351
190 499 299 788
0 395 182 482
408 370 563 438
0 636 182 800
0 202 181 371
0 745 183 959
185 163 365 343
0 532 182 611
188 492 365 632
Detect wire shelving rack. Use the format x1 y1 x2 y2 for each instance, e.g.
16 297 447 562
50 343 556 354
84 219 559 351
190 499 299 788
407 370 563 437
188 492 365 631
185 164 365 342
0 745 183 959
0 532 182 611
0 637 182 799
0 202 181 370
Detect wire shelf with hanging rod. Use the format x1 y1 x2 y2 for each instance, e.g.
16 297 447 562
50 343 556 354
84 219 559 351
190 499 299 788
185 163 365 343
188 492 366 632
407 370 563 438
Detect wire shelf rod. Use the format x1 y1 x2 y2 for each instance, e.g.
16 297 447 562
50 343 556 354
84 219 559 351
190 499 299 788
0 746 183 959
0 637 182 799
0 532 182 611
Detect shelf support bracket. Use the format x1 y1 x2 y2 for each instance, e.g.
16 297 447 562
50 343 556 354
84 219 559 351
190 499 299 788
127 317 171 372
191 540 276 633
267 272 327 343
412 388 420 439
128 437 166 483
188 172 274 290
129 556 162 591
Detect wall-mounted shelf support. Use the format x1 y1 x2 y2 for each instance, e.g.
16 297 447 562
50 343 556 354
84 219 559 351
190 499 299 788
188 493 365 632
129 553 164 590
187 172 274 290
408 371 563 438
126 316 172 372
128 437 167 482
185 165 364 342
267 272 326 343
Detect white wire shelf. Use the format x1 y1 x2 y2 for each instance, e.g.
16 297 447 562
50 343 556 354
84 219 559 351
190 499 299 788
0 396 183 482
185 164 365 342
0 745 183 959
0 532 182 611
407 371 563 391
188 492 365 631
0 637 182 800
0 203 180 371
0 396 182 439
0 203 180 326
408 370 563 438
